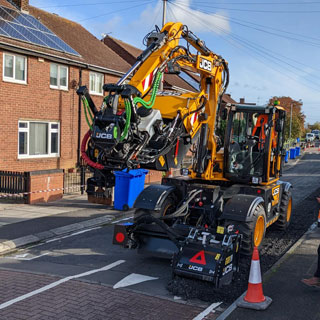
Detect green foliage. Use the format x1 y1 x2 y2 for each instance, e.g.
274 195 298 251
284 112 303 141
307 122 320 131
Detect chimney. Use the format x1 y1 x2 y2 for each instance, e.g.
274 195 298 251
240 98 245 104
11 0 29 12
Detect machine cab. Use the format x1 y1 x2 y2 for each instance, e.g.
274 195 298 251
223 103 286 184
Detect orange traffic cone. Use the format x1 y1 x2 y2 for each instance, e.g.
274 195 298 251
237 247 272 310
317 209 320 228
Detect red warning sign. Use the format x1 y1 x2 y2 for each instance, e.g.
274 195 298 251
189 250 206 265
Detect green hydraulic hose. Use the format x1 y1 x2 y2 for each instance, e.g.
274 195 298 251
120 99 131 142
82 97 93 130
133 71 162 109
84 98 94 122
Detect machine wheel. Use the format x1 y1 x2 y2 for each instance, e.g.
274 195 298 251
230 204 266 256
274 190 292 230
134 196 176 222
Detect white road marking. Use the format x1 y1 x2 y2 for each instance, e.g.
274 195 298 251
0 260 125 310
45 227 101 243
27 227 101 250
112 217 132 224
193 302 222 320
4 253 49 261
284 173 320 176
113 273 158 289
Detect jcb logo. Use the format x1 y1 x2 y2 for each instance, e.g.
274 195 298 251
96 132 113 139
199 58 212 71
273 187 279 196
188 265 203 272
272 186 280 206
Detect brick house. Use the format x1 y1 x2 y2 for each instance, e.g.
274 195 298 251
0 0 136 174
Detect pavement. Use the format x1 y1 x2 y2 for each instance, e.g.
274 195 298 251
0 146 319 320
0 194 133 255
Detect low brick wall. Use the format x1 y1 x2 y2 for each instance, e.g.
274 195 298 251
145 170 164 184
27 169 63 204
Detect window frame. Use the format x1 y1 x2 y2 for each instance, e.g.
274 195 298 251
18 120 60 159
3 52 27 84
50 63 68 90
89 71 104 96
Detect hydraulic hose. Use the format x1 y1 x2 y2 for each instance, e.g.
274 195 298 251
120 99 132 142
82 97 93 130
81 130 104 170
133 71 162 109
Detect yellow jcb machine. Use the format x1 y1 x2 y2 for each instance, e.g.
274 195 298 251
77 22 292 287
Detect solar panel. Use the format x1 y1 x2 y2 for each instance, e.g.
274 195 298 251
0 6 80 56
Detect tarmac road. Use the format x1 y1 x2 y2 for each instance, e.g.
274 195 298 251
0 147 319 319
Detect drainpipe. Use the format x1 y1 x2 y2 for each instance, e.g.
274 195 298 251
77 68 82 167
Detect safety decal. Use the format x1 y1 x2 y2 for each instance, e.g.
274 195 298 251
225 255 233 265
189 250 206 265
142 68 158 92
190 112 198 126
158 155 165 167
217 226 224 234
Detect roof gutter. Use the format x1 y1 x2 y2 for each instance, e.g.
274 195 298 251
0 41 125 77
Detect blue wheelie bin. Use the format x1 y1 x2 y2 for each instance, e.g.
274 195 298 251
285 150 289 163
295 146 300 156
290 148 296 159
114 169 148 211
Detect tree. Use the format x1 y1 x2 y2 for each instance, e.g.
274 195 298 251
307 122 320 131
269 96 305 140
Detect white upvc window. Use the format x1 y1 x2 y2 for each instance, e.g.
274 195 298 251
50 63 68 90
3 52 27 84
18 121 60 159
89 71 104 95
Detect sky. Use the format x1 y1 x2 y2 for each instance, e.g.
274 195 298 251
29 0 320 124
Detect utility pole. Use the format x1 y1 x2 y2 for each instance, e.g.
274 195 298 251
289 102 293 140
162 0 167 27
159 0 167 91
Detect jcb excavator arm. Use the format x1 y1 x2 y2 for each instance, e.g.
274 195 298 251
77 22 229 183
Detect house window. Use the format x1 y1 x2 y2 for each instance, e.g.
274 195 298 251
50 63 68 90
89 72 103 95
3 53 27 84
18 121 60 158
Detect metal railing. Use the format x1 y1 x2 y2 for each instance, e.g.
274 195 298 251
63 167 93 195
0 171 29 202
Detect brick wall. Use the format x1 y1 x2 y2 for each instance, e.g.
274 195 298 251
0 50 120 172
27 169 63 204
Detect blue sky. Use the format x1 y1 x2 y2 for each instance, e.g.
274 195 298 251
30 0 320 124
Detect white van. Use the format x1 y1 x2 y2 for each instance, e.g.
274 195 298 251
306 133 315 142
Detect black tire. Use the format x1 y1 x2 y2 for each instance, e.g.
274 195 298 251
274 190 292 230
227 204 266 256
134 196 176 222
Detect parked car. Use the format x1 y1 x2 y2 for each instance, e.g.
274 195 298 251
306 133 315 142
311 129 320 139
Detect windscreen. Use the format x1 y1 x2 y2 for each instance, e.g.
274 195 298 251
227 111 264 178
